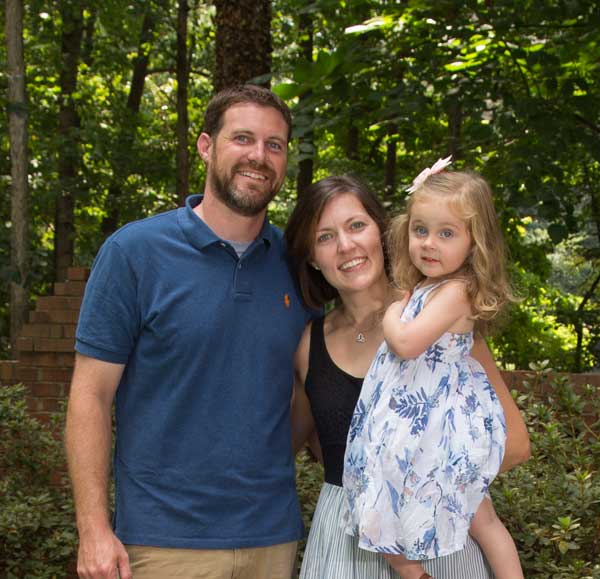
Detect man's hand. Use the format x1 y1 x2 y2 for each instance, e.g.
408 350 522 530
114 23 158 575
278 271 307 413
77 526 132 579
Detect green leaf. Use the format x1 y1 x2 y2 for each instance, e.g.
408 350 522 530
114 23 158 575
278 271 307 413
272 82 304 100
344 15 395 35
444 60 482 72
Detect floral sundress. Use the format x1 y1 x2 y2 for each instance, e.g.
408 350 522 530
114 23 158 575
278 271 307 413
343 281 506 560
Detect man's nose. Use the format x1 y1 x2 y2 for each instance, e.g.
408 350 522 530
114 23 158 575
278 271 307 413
247 141 267 164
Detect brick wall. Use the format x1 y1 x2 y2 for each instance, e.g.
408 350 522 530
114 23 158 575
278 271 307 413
1 266 598 419
0 266 88 422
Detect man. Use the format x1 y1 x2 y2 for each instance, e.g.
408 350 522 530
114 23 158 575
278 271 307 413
65 85 313 579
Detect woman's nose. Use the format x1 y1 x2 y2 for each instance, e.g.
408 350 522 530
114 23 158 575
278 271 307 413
337 232 354 251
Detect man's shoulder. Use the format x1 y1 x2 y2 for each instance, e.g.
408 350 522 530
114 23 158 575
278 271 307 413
266 221 285 245
108 207 179 248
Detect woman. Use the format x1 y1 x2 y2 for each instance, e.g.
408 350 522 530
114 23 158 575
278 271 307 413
284 175 530 579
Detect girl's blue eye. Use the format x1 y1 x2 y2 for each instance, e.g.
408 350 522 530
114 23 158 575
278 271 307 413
415 225 427 236
440 230 454 239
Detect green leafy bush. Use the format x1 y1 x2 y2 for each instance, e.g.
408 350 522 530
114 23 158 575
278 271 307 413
295 449 324 567
492 370 600 578
296 371 600 577
0 383 77 577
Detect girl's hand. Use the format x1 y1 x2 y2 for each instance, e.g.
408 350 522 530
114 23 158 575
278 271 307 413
385 292 410 320
382 293 410 344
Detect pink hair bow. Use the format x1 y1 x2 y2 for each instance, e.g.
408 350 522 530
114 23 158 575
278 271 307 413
406 155 452 193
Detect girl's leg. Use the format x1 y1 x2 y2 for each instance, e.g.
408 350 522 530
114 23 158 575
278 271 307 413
383 553 431 579
470 497 523 579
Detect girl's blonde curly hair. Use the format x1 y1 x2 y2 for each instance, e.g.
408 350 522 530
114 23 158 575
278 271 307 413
388 170 518 334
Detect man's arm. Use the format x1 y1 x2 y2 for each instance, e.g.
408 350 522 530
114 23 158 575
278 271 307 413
64 353 132 579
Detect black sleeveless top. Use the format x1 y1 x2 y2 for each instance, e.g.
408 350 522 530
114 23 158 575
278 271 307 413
305 317 364 487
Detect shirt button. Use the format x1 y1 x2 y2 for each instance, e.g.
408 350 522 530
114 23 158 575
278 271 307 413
220 242 226 247
238 263 242 269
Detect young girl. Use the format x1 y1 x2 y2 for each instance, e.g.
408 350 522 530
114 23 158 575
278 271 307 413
343 158 523 579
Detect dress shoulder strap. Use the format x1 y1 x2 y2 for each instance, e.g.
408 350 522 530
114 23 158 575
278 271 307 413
415 278 461 299
411 278 463 317
308 316 326 370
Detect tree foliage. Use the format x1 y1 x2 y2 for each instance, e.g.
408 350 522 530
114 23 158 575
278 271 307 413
1 0 599 369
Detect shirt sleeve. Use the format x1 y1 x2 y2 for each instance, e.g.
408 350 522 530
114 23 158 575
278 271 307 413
75 238 140 364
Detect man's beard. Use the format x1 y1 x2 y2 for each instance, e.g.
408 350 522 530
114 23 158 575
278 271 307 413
209 161 281 218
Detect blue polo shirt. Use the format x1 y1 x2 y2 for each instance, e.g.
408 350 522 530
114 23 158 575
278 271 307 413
75 195 312 549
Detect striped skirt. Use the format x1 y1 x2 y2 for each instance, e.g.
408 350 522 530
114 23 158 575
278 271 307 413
299 483 493 579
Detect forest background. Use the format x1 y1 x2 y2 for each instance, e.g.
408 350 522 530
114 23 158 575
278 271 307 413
2 2 600 577
2 0 600 371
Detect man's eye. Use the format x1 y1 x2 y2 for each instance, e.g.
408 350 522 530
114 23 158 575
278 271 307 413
268 141 283 151
235 135 250 144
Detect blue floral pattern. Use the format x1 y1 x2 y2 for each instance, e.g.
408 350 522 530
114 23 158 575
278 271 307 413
343 282 506 560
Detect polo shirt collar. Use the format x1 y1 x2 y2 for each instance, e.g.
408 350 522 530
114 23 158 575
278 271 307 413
179 194 273 252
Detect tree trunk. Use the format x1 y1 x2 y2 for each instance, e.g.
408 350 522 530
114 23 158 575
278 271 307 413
448 98 462 160
347 122 359 161
5 0 30 351
296 11 314 198
55 1 84 281
176 0 190 206
214 0 272 90
384 122 398 200
81 5 96 66
574 270 600 372
101 8 156 237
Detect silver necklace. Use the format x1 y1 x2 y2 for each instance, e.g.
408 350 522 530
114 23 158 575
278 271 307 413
342 309 381 344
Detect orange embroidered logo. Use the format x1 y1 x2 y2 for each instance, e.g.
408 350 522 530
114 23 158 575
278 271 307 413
284 293 291 308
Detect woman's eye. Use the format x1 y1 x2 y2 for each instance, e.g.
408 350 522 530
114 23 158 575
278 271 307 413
350 221 366 231
440 230 454 239
316 233 333 243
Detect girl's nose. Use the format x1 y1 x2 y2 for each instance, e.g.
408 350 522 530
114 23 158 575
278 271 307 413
422 235 435 248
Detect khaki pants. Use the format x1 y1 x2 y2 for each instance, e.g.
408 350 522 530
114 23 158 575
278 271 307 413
125 542 297 579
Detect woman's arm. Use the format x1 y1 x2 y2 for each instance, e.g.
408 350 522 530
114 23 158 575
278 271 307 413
471 338 531 472
291 324 318 454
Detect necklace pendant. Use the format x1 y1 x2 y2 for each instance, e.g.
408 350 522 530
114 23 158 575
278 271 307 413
356 332 366 343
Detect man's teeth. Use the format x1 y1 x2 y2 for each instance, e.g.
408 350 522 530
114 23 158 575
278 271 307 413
239 171 267 180
340 258 366 270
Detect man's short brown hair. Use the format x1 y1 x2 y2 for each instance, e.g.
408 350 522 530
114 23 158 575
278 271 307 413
202 85 292 142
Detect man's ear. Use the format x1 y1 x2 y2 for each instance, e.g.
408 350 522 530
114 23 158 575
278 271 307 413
197 133 212 162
